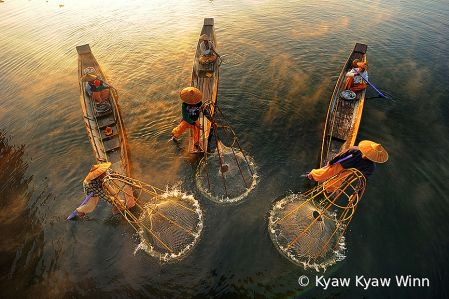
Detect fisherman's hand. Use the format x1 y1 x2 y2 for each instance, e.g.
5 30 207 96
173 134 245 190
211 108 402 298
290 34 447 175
307 172 313 180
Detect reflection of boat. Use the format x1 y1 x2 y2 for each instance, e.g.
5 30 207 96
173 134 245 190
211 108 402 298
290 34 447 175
189 18 220 153
76 44 133 211
319 43 368 168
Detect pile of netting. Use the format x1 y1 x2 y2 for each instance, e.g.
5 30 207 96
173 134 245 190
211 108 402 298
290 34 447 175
268 168 365 271
102 173 203 262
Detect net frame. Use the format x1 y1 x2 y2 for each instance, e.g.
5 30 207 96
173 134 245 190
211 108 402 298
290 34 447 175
196 101 256 200
100 173 203 260
270 168 366 264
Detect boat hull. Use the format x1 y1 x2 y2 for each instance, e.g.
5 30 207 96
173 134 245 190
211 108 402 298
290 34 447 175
76 44 131 176
319 43 368 168
189 18 219 153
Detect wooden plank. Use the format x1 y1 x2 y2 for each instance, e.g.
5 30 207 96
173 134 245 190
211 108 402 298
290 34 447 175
204 18 214 26
354 43 367 54
76 44 91 55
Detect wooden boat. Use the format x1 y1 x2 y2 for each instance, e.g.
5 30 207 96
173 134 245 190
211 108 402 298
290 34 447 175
189 18 220 153
319 43 368 168
76 44 133 211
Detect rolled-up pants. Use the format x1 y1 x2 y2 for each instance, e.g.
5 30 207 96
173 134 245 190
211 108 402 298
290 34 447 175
172 120 199 144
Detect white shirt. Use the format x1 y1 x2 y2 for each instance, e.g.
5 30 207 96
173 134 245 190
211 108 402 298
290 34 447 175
200 41 215 56
346 68 368 85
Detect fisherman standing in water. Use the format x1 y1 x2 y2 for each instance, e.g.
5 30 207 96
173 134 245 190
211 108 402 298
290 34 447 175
171 87 212 151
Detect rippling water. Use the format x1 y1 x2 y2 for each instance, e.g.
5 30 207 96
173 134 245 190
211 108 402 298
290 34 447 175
1 0 449 298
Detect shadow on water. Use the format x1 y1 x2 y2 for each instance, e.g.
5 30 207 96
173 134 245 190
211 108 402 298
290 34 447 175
0 130 50 297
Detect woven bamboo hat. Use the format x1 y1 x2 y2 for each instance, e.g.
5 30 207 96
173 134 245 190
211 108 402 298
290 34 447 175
199 34 211 41
352 59 360 68
84 162 111 182
81 73 97 82
358 140 388 163
180 87 203 105
357 62 370 70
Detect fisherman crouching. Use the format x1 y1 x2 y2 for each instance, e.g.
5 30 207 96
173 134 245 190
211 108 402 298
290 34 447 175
308 140 388 191
76 162 135 217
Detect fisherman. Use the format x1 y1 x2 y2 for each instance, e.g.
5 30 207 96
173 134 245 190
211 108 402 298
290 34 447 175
308 140 388 185
199 34 219 64
171 87 211 151
76 162 135 217
81 73 110 102
344 61 370 92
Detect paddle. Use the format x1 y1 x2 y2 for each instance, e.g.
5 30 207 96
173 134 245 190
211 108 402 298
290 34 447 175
352 68 395 102
93 77 117 91
65 192 94 220
322 154 353 169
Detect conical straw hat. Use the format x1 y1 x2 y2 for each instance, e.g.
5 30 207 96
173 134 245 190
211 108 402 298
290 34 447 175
352 59 360 68
199 34 211 41
358 140 388 163
180 87 203 104
84 162 111 182
81 73 98 82
357 62 370 70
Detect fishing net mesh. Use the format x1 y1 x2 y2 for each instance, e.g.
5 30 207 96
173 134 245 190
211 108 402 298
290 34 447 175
269 197 338 261
103 174 203 262
269 168 366 270
196 141 257 203
143 196 202 256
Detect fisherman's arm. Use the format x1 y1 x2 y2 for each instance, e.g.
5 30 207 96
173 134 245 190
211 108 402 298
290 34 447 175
329 148 354 165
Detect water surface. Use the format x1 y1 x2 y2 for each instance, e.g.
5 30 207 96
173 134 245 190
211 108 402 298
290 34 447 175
1 0 448 298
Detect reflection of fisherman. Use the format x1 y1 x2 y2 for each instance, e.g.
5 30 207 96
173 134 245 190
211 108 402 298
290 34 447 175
77 163 135 216
344 60 370 92
199 34 219 64
171 87 212 151
81 73 110 102
308 140 388 185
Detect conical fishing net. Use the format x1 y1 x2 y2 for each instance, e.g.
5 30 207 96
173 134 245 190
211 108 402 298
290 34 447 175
269 195 344 271
136 190 202 261
196 141 257 203
102 174 203 262
268 168 365 271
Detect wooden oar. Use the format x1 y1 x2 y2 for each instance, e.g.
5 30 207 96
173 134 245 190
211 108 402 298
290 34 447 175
352 68 395 102
65 192 94 220
322 154 353 169
94 77 117 91
84 73 117 91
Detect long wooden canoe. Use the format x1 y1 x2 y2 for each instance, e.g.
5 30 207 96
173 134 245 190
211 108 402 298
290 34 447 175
189 18 220 153
76 44 133 210
319 43 368 168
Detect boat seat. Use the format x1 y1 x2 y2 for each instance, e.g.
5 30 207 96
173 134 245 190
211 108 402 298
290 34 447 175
327 134 346 143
